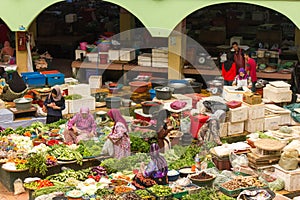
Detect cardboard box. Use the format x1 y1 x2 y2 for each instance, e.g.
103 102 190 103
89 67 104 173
89 75 102 89
120 48 136 61
264 115 280 130
220 122 228 137
245 118 264 133
152 47 168 58
274 165 300 191
243 102 265 120
265 104 291 125
228 121 244 135
228 105 248 123
108 50 120 61
243 92 262 105
86 52 99 63
223 86 248 102
263 87 292 103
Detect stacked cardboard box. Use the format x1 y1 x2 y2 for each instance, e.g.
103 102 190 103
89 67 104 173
152 47 168 68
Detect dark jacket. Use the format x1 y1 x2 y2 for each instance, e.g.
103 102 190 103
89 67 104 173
43 95 65 117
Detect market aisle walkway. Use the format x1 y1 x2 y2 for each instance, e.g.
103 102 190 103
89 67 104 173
0 181 28 200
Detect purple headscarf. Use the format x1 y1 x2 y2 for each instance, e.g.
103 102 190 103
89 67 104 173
237 68 248 80
150 143 168 173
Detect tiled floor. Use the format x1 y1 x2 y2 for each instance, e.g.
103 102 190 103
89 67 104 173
0 181 29 200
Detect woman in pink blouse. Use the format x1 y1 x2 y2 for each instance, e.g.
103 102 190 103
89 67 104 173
64 107 96 144
107 109 131 159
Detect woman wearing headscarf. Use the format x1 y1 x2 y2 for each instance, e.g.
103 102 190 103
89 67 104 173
64 107 96 144
0 41 14 58
222 52 236 86
132 143 169 189
232 68 252 88
0 71 27 102
107 109 130 159
153 109 172 153
198 110 225 145
43 86 65 124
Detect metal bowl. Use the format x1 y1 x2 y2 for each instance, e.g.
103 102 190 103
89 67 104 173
13 98 33 110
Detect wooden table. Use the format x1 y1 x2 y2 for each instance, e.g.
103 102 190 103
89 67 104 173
8 106 37 120
72 61 292 80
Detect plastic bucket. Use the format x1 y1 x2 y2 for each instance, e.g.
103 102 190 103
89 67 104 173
190 114 209 138
149 89 156 100
80 42 88 50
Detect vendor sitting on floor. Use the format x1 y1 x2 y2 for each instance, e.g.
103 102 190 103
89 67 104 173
232 68 252 88
63 107 97 144
0 71 27 102
132 143 168 189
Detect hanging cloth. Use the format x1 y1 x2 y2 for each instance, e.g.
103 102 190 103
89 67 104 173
26 33 34 72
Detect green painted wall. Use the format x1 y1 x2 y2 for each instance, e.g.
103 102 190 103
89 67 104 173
104 0 300 37
0 0 63 31
0 0 300 37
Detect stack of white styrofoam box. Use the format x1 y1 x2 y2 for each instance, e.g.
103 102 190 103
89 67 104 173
86 52 99 63
89 75 102 89
243 102 265 133
120 48 136 61
264 115 281 130
274 164 300 191
0 109 14 122
228 105 248 123
138 53 152 67
220 122 228 137
265 104 291 125
228 121 244 135
75 50 86 60
68 96 96 114
108 50 120 61
62 100 69 115
68 84 91 96
263 81 292 103
223 86 249 102
152 47 168 68
64 78 79 85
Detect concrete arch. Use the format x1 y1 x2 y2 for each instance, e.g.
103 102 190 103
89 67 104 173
0 0 64 31
103 0 300 37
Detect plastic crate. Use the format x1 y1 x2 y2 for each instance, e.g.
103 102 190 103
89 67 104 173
21 72 46 87
219 186 242 197
40 70 59 74
44 73 65 86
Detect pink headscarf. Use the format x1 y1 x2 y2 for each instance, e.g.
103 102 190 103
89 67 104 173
107 109 128 131
80 107 90 114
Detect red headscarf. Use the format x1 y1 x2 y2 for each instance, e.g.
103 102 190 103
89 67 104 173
107 109 128 132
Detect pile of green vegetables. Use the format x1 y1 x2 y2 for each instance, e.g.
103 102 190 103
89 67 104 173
65 94 82 100
46 168 91 182
148 185 172 197
129 130 157 153
26 152 48 175
49 144 83 165
77 139 104 158
100 153 150 174
182 188 234 200
0 119 67 136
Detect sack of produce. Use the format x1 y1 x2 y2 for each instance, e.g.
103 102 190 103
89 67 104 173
279 149 299 171
14 178 25 195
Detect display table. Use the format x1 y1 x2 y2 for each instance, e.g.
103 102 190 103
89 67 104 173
0 155 110 192
8 106 37 120
71 61 292 80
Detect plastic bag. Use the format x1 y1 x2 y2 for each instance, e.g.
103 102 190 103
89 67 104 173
101 139 114 157
14 178 25 195
279 149 299 171
213 175 231 189
229 152 249 168
203 100 228 113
